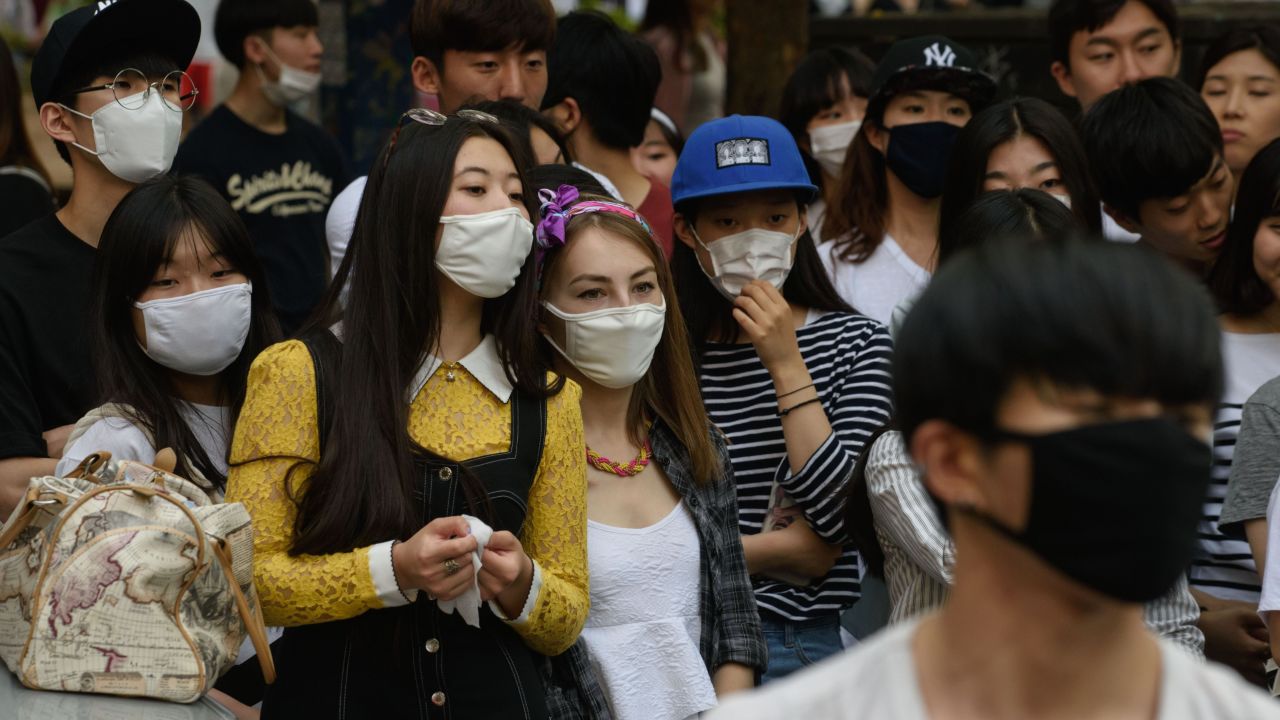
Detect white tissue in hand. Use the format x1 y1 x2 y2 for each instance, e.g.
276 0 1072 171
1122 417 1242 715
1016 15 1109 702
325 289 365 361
436 514 493 628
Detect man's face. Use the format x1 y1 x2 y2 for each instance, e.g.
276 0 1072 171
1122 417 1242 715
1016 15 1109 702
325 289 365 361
915 377 1211 602
1051 0 1180 110
412 44 547 113
257 25 323 77
1123 156 1232 264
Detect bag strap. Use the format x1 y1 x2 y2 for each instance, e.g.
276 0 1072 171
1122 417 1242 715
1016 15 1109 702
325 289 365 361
297 328 342 456
65 403 149 450
212 540 277 684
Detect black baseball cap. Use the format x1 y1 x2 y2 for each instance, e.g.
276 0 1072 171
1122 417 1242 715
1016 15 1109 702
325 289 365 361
31 0 201 107
866 35 996 121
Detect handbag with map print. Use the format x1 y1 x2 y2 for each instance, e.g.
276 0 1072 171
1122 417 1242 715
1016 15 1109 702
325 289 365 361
0 451 275 703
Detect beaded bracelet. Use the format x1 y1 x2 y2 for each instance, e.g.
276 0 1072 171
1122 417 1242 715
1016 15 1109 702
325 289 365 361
778 396 822 417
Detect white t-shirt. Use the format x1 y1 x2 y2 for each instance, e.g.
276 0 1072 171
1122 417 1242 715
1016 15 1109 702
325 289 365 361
326 175 367 280
806 198 828 245
707 619 1280 720
56 402 232 480
1102 204 1141 243
817 233 930 326
1259 483 1280 621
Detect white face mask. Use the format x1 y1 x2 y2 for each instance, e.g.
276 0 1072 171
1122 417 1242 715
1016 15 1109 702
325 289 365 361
256 43 322 107
61 91 181 184
135 283 253 376
694 226 799 300
1052 192 1072 209
436 207 534 298
809 120 861 178
542 302 666 389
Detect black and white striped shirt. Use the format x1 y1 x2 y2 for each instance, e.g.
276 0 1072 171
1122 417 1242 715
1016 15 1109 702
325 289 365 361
1192 332 1280 602
699 311 894 621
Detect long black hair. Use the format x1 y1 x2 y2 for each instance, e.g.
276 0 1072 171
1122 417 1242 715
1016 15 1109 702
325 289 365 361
92 175 281 490
672 193 854 351
1208 137 1280 316
291 116 553 556
939 97 1101 243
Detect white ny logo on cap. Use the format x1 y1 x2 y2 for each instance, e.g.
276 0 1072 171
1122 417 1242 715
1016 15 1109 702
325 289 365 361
923 42 957 68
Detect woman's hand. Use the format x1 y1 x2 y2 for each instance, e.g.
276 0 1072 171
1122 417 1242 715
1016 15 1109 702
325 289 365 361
480 530 535 618
392 515 479 600
732 281 803 375
741 518 843 580
769 518 843 580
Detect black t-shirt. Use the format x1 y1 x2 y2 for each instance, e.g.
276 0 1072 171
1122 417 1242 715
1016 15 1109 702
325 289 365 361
176 106 348 333
0 214 95 460
0 168 56 239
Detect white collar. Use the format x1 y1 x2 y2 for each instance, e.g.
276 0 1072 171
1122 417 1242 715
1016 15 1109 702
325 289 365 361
406 335 514 405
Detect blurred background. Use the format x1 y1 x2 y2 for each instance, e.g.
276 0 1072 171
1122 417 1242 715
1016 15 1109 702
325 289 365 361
4 0 1277 192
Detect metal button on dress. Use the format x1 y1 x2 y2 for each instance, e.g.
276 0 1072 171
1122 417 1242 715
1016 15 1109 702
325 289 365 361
431 692 446 706
424 638 440 653
438 467 453 481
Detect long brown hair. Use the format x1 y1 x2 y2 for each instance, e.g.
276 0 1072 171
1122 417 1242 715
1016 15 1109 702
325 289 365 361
540 207 721 483
0 34 51 187
288 116 554 556
822 129 886 262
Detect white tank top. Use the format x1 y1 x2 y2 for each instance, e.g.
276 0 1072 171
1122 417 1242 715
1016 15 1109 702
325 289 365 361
580 501 717 720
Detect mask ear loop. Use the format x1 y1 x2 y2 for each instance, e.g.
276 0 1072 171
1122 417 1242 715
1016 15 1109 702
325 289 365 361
686 225 723 285
54 104 102 158
252 36 286 85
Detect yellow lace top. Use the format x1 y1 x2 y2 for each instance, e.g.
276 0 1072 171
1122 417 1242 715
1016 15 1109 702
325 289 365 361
226 340 588 656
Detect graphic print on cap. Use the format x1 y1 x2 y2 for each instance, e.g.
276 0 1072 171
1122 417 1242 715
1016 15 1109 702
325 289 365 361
923 41 957 68
715 138 771 169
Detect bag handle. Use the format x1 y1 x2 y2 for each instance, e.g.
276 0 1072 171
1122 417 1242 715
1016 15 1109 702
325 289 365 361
212 540 276 684
0 453 113 550
0 484 45 550
64 451 112 481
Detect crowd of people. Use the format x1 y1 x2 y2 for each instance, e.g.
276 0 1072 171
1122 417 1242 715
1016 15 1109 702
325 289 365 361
5 0 1280 717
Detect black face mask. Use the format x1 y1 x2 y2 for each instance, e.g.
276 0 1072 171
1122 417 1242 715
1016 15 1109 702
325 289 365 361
960 417 1211 603
883 121 960 199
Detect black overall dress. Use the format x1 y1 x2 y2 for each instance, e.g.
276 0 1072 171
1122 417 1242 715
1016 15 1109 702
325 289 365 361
261 331 551 720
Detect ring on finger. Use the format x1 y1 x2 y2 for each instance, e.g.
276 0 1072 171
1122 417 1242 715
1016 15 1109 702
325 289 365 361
443 557 461 576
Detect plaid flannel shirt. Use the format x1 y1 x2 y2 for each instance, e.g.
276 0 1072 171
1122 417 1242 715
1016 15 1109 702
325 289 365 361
544 421 768 719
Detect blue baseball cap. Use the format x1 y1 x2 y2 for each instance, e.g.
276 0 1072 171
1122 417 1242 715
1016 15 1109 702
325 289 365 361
671 114 819 206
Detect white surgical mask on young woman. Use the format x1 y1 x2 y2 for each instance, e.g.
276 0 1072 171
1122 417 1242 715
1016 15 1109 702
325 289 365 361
541 302 666 389
436 207 534 298
135 283 253 376
694 226 799 300
1052 192 1072 209
256 43 323 107
60 91 182 184
809 120 861 178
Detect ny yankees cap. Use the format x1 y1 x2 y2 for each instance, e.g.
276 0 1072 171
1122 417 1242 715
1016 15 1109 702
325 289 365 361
670 114 818 206
31 0 201 107
867 35 997 120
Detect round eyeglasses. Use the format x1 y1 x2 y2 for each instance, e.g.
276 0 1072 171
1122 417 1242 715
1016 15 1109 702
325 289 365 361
69 68 199 112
